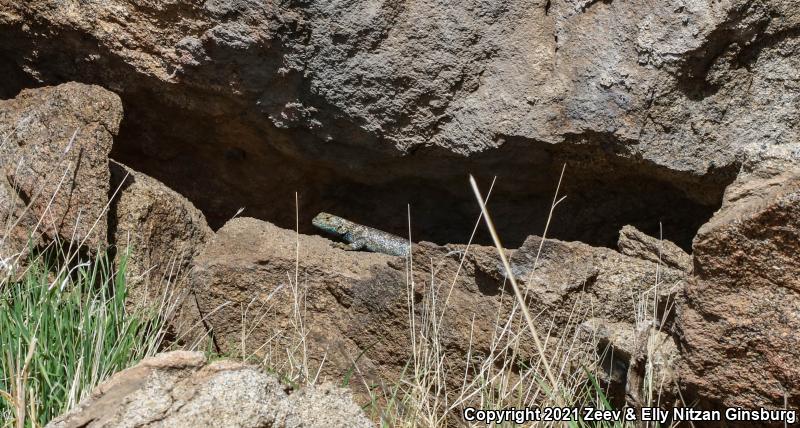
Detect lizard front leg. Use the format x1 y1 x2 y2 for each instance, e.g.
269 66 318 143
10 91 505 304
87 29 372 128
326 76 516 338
330 240 366 251
348 239 367 251
331 241 352 251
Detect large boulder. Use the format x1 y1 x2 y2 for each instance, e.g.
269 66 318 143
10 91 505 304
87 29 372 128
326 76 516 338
2 0 797 247
1 0 796 170
190 217 685 404
109 160 214 346
46 351 373 428
0 83 122 255
190 217 396 393
678 167 800 409
110 161 213 286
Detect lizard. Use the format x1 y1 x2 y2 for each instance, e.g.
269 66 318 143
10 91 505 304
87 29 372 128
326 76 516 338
312 212 410 257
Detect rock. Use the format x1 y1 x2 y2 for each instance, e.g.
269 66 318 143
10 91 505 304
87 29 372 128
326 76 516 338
110 160 213 285
508 235 686 326
3 0 797 248
0 175 30 268
678 167 800 409
285 383 375 428
618 225 692 272
0 0 796 416
45 351 373 428
191 217 395 394
577 318 680 408
0 82 122 252
578 319 638 388
190 217 685 404
109 160 214 346
624 324 680 408
2 0 796 171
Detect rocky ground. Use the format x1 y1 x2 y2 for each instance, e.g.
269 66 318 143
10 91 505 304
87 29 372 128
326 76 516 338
0 0 798 426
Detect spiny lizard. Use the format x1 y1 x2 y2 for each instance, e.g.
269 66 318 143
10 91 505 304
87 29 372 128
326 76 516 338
312 212 410 257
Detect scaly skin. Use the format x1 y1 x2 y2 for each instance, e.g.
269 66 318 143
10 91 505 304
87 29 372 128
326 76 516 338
312 212 410 257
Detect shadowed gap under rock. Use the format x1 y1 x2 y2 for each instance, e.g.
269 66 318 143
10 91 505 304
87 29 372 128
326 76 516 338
109 93 727 251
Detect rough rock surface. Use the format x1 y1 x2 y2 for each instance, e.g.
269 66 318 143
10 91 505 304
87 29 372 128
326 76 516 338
678 167 800 409
0 83 122 253
1 0 798 417
111 161 213 288
2 0 796 169
0 172 29 267
46 351 373 428
3 0 797 247
618 225 692 272
191 217 685 401
578 318 681 407
109 160 214 346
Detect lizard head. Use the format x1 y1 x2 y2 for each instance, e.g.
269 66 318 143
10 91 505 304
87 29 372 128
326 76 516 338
312 212 348 237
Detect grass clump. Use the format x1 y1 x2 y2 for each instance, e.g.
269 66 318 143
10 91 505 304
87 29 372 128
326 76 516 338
0 249 166 428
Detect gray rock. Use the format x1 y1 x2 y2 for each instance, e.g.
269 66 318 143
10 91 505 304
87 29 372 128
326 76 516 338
577 318 681 408
46 351 374 428
286 383 377 428
1 0 797 248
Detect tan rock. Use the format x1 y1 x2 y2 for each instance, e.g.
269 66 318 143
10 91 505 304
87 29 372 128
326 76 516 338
508 235 686 326
0 82 122 252
109 161 213 346
110 160 213 287
678 168 800 409
191 217 394 393
577 318 680 408
618 225 692 273
46 351 373 428
0 175 30 269
190 217 685 405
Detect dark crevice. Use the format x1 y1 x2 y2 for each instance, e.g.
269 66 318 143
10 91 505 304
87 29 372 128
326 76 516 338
0 57 37 99
109 119 728 251
106 160 137 259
